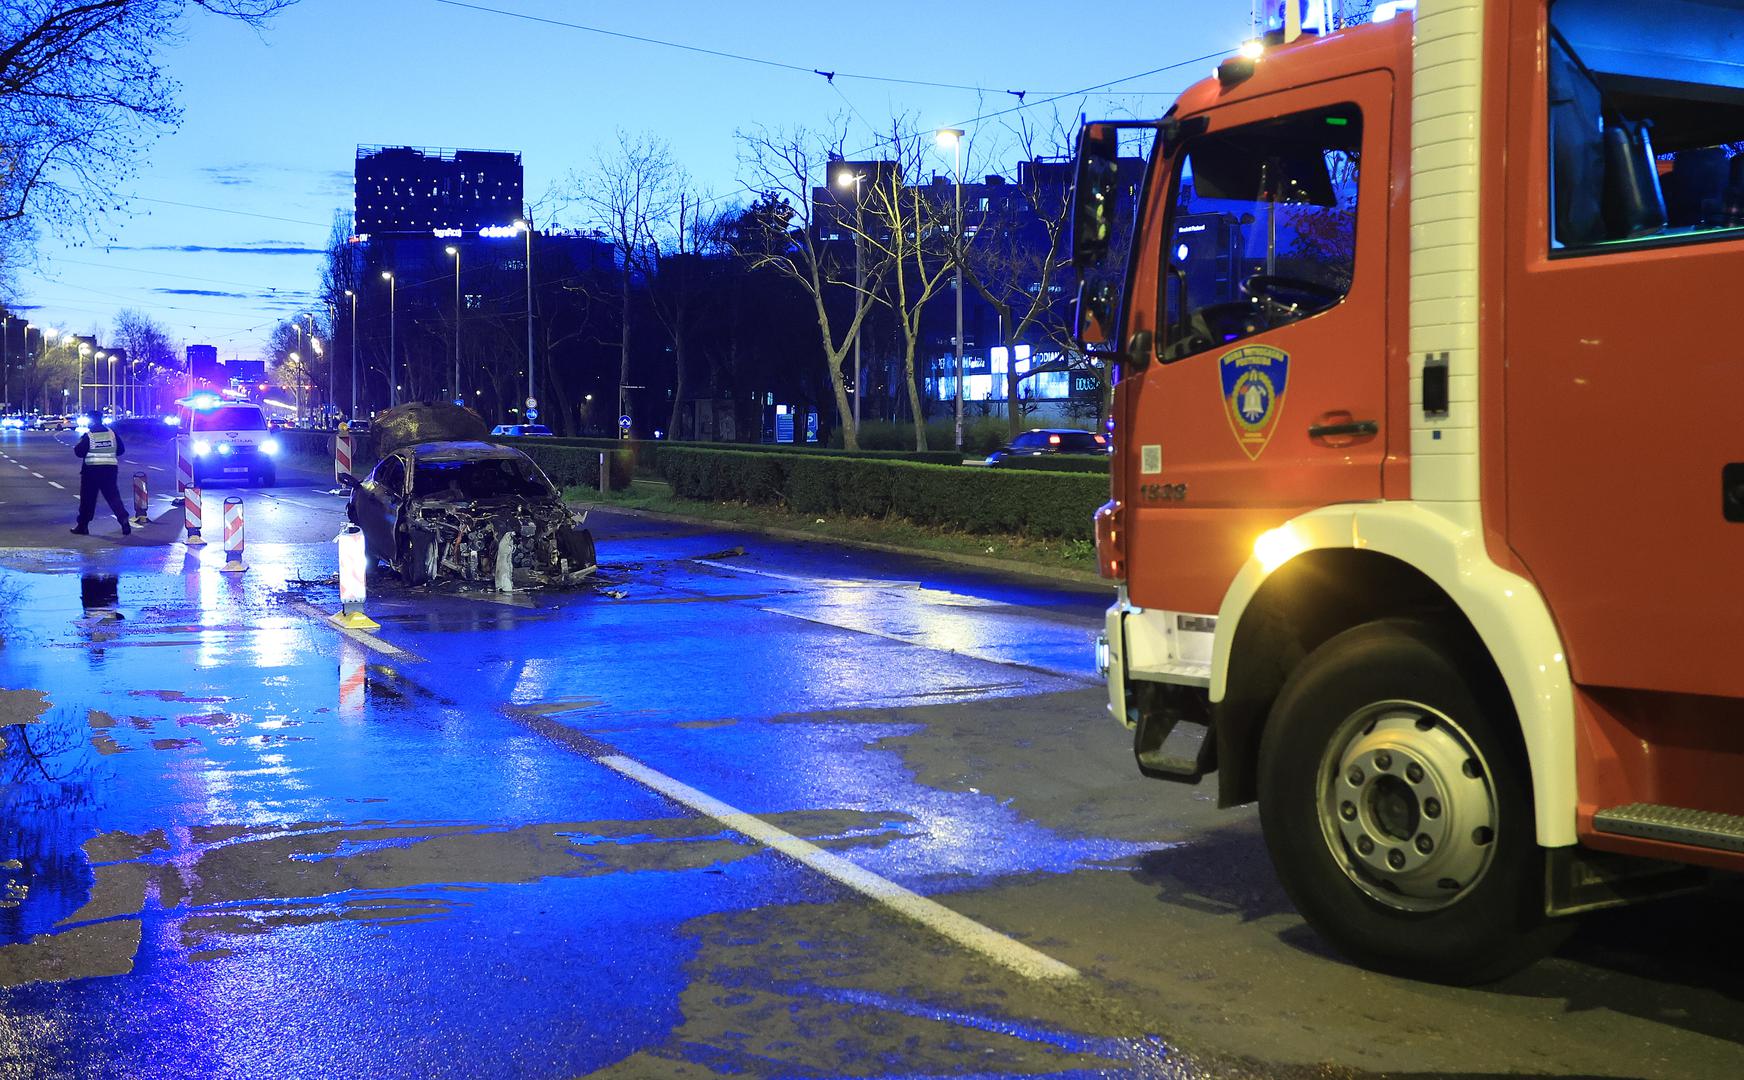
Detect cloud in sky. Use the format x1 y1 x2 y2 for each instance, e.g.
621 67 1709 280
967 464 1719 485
151 288 251 298
113 243 326 256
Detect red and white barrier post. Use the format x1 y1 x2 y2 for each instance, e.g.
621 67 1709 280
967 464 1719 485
332 524 379 630
174 436 193 499
219 496 247 573
182 485 205 546
335 432 353 484
132 471 150 526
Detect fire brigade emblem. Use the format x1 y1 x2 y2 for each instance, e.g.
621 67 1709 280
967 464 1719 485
1219 344 1290 460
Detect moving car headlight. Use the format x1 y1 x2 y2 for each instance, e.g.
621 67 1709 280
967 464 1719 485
259 438 280 455
218 443 232 456
193 439 212 456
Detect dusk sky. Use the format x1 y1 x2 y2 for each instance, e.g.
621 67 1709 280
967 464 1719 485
16 0 1249 364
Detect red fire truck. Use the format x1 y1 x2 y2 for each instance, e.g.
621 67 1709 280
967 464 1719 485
1074 0 1744 983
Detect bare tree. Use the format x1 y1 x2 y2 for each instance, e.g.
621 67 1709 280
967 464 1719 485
734 122 884 450
564 130 684 439
857 121 959 451
957 112 1100 441
111 307 175 413
0 1 296 237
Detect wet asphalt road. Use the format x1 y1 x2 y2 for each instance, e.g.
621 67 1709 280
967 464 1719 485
0 428 1740 1080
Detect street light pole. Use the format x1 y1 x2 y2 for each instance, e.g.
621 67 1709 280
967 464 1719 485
446 245 461 404
834 170 867 436
1 313 10 414
937 127 967 452
515 220 534 413
382 271 396 408
344 289 357 421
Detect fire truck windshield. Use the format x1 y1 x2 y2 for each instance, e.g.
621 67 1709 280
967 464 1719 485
1159 105 1361 362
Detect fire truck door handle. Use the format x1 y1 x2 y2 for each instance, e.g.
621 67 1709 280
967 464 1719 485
1307 420 1378 439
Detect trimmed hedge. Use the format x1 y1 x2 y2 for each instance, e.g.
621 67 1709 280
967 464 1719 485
991 454 1110 475
506 435 964 483
659 447 1107 541
511 441 634 491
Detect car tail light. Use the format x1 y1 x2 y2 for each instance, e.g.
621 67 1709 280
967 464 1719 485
1095 499 1125 580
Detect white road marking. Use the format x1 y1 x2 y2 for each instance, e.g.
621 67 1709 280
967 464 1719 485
599 753 1080 983
288 599 412 660
30 472 42 478
48 481 63 490
148 465 165 472
694 559 920 589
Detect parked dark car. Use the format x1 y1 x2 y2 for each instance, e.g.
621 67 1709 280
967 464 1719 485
343 440 596 587
984 427 1110 465
490 424 554 437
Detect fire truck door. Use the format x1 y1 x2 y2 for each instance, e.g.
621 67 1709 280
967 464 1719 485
1122 73 1392 614
1506 149 1744 699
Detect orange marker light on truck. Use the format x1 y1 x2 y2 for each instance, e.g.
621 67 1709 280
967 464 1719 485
1094 500 1124 580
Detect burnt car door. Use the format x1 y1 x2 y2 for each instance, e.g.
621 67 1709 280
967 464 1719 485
357 454 406 559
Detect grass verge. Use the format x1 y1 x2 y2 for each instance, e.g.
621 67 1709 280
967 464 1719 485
566 481 1100 578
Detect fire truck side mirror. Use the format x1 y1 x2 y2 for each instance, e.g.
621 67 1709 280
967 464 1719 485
1071 123 1122 272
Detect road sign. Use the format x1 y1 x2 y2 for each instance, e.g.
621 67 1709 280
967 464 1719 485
525 408 539 420
525 397 537 409
619 415 632 431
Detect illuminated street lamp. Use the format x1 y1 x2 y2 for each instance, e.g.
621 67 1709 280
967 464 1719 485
288 351 304 425
78 343 92 411
382 271 397 408
936 127 967 451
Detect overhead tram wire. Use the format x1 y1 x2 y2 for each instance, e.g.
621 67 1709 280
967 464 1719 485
691 48 1226 216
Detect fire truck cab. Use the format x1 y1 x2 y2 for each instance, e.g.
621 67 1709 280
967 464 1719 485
1076 0 1744 983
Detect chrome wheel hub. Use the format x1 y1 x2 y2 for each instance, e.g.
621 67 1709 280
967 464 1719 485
1318 702 1499 911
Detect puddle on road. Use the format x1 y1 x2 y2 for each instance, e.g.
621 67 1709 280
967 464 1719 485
0 808 918 989
589 897 1182 1079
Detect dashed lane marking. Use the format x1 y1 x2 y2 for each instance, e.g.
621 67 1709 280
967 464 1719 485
47 481 63 490
148 465 165 472
598 753 1081 983
30 472 42 478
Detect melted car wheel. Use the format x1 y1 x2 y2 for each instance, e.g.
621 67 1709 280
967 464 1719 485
397 524 439 586
559 526 596 572
1256 618 1567 984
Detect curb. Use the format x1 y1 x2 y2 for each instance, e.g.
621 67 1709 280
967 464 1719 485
567 498 1111 591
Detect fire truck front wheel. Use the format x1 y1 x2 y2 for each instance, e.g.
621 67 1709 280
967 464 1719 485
1256 618 1566 984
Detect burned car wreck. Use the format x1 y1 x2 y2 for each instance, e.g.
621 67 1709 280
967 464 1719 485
346 440 597 588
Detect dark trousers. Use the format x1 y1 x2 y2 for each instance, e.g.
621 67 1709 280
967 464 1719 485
77 465 128 527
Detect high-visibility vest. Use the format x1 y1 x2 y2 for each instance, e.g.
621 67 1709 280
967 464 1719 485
85 429 118 466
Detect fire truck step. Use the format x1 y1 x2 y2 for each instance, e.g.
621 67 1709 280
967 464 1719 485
1592 803 1744 853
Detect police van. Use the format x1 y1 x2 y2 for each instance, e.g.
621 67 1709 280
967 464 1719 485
189 402 280 486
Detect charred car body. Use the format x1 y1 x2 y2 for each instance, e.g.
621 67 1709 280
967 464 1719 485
345 440 596 588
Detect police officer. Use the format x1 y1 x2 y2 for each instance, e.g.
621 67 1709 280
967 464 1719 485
72 416 132 536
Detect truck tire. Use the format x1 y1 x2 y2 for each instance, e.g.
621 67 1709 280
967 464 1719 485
1256 618 1566 984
